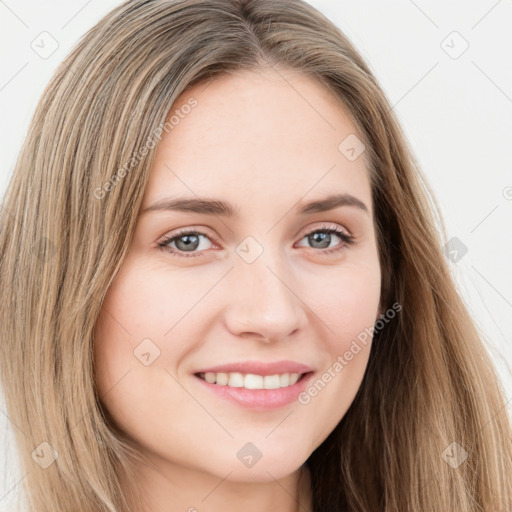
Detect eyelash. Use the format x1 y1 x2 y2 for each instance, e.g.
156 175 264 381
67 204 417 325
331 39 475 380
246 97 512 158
157 224 355 259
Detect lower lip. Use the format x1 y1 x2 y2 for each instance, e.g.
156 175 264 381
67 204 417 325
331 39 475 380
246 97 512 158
193 372 315 411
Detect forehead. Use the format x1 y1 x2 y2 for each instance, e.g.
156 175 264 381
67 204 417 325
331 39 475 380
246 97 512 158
142 68 372 216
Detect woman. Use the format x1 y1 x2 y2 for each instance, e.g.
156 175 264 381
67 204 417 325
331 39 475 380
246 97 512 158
0 1 510 511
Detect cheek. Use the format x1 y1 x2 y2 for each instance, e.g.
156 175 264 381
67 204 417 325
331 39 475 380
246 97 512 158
93 304 137 414
309 260 381 347
92 264 159 413
92 262 207 421
294 262 380 443
102 259 221 338
326 267 380 377
92 289 181 445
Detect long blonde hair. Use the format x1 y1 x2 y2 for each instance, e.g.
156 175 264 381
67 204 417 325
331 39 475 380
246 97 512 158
1 0 510 510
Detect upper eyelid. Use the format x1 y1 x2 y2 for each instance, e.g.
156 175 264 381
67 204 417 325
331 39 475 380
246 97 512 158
161 222 350 240
296 222 351 238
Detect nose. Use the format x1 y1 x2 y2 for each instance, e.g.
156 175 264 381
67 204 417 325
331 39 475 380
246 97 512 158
223 250 308 343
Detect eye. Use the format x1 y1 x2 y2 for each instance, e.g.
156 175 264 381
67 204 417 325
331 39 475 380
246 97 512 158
295 224 355 255
157 224 355 258
158 229 215 258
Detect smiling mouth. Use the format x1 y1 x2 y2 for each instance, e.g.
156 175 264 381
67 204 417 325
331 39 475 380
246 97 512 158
195 371 311 390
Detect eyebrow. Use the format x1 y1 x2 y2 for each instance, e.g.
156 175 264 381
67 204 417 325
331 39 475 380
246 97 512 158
141 193 369 217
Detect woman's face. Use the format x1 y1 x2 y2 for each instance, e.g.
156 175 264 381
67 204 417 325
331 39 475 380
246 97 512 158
94 67 381 491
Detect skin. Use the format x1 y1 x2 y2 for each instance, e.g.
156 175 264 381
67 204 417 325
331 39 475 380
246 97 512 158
93 65 382 512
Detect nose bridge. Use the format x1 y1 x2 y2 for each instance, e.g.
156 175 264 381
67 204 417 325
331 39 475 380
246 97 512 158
225 241 306 340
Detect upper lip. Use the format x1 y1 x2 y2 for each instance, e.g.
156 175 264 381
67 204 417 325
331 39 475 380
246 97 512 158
194 360 314 376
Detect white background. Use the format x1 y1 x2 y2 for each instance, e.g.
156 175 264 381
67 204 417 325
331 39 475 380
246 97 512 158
1 1 511 510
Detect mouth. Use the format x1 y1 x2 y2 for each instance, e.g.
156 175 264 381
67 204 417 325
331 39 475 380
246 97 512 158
193 370 314 410
195 371 312 390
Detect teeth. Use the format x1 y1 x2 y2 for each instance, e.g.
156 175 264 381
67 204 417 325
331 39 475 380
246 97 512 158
263 375 280 389
216 373 228 386
279 373 290 387
199 372 304 389
289 373 300 385
204 372 216 384
228 372 244 387
244 374 263 389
